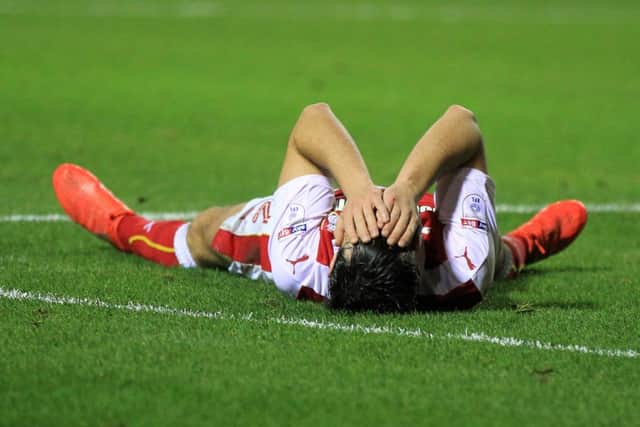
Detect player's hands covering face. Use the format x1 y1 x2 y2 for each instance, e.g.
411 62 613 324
334 186 389 245
381 183 420 248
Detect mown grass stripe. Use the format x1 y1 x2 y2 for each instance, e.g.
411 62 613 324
1 287 637 359
1 1 638 25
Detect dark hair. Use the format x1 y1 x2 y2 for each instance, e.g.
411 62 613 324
328 237 418 313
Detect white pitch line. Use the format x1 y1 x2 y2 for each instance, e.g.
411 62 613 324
2 203 639 223
1 287 637 359
0 212 199 223
498 203 640 214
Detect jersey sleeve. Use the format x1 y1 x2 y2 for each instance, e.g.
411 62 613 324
419 168 501 304
267 175 335 300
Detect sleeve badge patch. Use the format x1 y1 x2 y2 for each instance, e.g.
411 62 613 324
461 194 488 231
286 203 305 225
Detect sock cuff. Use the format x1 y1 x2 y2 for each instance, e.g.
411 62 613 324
174 223 197 268
502 235 526 272
495 239 516 279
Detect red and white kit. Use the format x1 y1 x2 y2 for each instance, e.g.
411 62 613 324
416 168 511 309
210 169 511 307
211 196 274 282
210 175 341 302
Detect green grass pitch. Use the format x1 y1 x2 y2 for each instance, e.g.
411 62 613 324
1 1 639 426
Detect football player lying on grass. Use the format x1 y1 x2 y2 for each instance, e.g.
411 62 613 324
53 103 587 312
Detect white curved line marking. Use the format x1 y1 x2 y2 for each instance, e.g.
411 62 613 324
1 287 637 359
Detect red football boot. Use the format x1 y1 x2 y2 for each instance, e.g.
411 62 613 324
52 163 134 250
502 200 588 271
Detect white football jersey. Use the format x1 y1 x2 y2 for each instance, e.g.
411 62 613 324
212 170 510 308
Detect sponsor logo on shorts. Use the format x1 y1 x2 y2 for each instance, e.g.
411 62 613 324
461 218 488 231
278 223 308 239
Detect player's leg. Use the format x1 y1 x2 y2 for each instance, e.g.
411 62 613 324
499 200 588 277
52 163 242 268
116 203 243 268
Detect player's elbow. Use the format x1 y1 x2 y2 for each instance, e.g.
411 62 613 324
445 104 477 122
442 104 484 162
292 102 332 146
300 102 332 119
446 104 482 140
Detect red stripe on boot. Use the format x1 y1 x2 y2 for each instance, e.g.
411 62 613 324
117 215 185 266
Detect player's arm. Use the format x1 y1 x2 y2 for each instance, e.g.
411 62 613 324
383 104 487 246
278 102 388 243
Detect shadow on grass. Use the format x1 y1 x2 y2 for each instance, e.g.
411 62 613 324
518 265 612 275
90 245 605 315
481 297 599 312
481 265 606 312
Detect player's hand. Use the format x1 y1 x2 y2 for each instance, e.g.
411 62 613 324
334 186 389 245
381 183 420 247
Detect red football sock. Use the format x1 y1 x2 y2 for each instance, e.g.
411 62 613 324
116 215 185 266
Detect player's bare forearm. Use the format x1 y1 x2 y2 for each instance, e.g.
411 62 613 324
280 103 388 243
288 103 374 196
394 104 485 200
382 105 486 247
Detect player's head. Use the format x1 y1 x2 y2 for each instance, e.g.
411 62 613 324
328 236 418 313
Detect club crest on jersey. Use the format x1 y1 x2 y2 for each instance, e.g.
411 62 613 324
278 223 308 240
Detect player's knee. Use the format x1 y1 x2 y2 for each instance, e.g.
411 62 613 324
186 222 208 265
187 207 235 268
186 218 221 267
